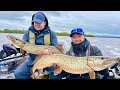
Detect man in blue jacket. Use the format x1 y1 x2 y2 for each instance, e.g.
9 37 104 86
14 12 59 79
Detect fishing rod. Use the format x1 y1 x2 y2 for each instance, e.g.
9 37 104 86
0 54 28 64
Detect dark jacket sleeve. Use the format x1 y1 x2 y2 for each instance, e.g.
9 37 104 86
50 30 58 46
92 46 103 56
22 30 29 42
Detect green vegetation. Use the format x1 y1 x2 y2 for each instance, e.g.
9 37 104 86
55 32 95 37
55 32 69 36
0 29 26 34
0 29 95 37
84 34 95 37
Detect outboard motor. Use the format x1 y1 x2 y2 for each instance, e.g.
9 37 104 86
0 44 20 59
0 44 21 71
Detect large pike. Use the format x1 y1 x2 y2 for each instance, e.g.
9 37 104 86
31 54 120 79
6 35 64 54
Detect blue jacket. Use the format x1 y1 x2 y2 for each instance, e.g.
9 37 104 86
22 25 58 60
22 12 58 72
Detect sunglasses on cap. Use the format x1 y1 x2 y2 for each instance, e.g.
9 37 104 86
70 28 84 37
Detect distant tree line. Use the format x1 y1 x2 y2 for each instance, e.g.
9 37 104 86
55 32 69 36
84 34 95 37
0 29 25 34
0 29 95 37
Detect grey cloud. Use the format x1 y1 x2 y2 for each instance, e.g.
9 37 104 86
0 11 120 37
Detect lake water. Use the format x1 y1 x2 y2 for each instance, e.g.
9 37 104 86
0 33 120 58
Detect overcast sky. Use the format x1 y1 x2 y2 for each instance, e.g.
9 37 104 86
0 11 120 37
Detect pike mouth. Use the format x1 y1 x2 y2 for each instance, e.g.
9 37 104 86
7 35 25 43
6 35 17 44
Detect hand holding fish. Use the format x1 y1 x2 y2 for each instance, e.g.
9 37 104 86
41 49 51 55
53 63 62 75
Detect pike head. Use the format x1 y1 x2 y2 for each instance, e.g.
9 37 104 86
6 35 26 48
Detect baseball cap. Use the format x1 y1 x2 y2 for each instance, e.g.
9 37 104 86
32 12 45 23
70 28 84 37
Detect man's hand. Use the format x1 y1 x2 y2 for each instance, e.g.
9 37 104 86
53 64 62 75
41 49 51 55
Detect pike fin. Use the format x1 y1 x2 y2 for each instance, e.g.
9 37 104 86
30 55 43 78
20 48 24 55
32 69 49 79
56 46 64 54
39 75 49 79
89 70 95 79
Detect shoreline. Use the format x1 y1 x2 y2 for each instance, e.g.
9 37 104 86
0 31 95 37
0 33 120 38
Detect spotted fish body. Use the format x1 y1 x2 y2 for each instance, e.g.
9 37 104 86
6 35 64 54
31 54 120 76
6 35 120 79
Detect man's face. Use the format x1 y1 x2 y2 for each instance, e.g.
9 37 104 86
34 21 46 31
71 33 84 44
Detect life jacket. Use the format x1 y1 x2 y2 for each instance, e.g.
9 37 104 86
19 30 51 56
29 31 50 45
29 31 51 79
70 39 92 57
69 44 91 56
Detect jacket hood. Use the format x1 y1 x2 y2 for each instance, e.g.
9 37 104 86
31 12 49 26
29 12 50 33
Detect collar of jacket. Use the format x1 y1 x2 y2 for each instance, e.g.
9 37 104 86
71 38 90 56
28 25 50 34
71 38 90 50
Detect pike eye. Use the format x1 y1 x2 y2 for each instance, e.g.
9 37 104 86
101 57 105 59
22 42 25 44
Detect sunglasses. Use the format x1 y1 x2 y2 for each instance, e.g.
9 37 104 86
71 28 84 34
